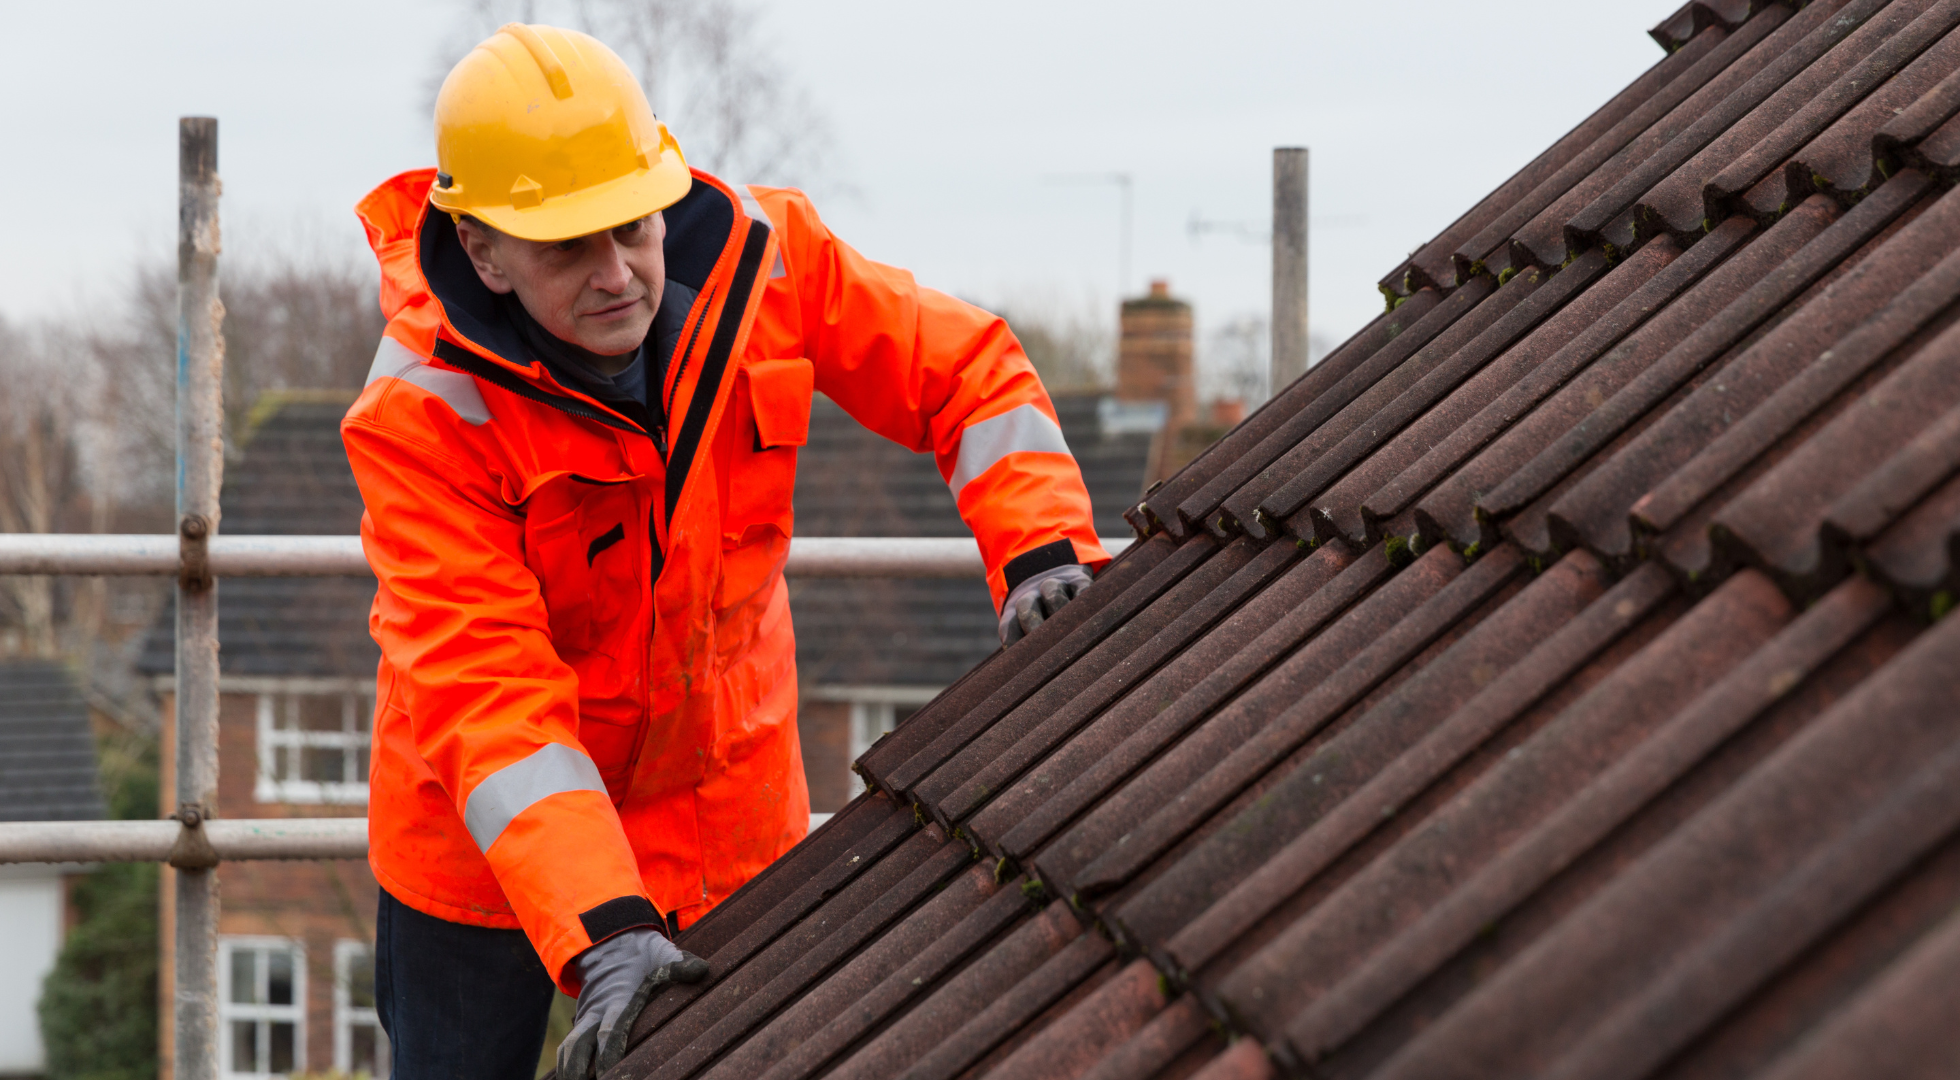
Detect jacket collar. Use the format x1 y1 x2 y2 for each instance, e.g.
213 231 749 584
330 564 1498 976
359 167 757 436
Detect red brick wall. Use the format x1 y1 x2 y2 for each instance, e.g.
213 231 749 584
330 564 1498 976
161 690 380 1076
223 688 377 1074
798 699 853 812
219 859 379 1073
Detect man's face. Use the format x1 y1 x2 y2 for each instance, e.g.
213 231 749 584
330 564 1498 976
456 213 667 363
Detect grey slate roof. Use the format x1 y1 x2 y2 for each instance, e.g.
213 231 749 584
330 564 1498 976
0 659 104 822
137 396 381 679
791 392 1152 688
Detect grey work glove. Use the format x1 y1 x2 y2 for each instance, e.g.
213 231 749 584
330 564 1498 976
556 927 710 1079
999 564 1093 645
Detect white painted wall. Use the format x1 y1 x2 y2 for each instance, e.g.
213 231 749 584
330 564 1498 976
0 867 67 1075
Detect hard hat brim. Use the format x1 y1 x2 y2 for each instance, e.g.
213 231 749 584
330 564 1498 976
433 156 693 243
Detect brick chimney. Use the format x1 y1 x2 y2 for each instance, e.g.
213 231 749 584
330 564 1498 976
1117 279 1196 433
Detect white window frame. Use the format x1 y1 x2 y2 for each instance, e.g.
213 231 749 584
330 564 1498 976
254 681 374 805
850 702 902 767
218 935 306 1078
804 685 941 797
334 939 389 1078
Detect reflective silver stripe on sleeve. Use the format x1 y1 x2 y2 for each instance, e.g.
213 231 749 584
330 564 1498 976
364 337 491 425
948 403 1073 497
462 742 608 852
738 184 788 280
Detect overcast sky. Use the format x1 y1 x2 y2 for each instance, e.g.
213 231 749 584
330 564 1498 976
4 0 1685 378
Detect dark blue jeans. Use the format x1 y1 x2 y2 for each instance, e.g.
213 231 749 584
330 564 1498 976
375 888 559 1080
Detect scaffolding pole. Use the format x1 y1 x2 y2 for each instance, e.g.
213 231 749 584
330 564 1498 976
172 116 223 1080
0 534 1135 578
0 817 369 863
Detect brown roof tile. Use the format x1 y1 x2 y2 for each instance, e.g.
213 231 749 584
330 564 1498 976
1221 273 1541 540
980 542 1357 857
1163 287 1468 538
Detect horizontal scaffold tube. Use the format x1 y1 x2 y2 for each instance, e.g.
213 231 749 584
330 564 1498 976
0 818 369 864
0 534 1134 578
0 813 846 864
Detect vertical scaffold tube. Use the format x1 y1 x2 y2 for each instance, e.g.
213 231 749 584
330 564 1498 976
173 115 224 1080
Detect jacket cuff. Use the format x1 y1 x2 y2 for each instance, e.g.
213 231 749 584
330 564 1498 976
1002 538 1080 595
580 895 667 944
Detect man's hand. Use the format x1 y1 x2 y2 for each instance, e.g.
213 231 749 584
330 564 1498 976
999 564 1093 645
557 927 710 1079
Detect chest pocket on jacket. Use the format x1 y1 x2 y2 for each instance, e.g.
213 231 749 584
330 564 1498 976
520 472 649 661
718 358 812 609
727 358 812 533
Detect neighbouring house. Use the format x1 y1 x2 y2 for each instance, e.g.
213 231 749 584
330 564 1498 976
790 390 1156 812
583 6 1960 1080
139 393 386 1080
0 659 104 1077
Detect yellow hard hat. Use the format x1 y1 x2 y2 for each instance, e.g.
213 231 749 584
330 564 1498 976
429 23 691 242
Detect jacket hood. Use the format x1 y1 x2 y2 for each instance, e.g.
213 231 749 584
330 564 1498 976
356 168 441 329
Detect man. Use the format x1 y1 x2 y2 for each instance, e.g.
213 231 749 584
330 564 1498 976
343 23 1109 1080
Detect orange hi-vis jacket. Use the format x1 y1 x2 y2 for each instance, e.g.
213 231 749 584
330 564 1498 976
343 167 1110 988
